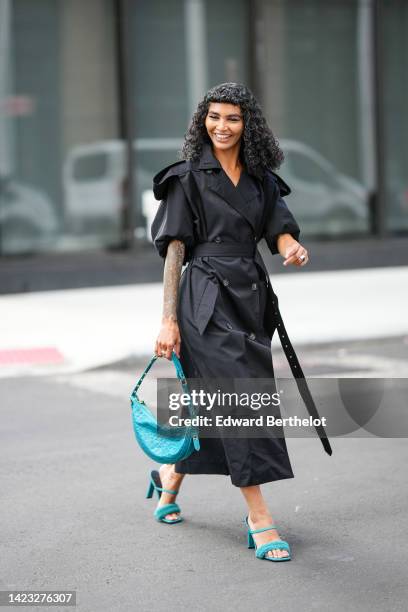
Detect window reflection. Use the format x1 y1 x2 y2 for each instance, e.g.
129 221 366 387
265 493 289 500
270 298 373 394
382 1 408 232
279 140 370 235
254 0 372 237
0 0 120 255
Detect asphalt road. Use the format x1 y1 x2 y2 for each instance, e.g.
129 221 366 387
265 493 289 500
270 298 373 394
1 336 407 612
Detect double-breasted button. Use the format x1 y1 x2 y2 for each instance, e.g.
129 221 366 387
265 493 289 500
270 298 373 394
226 322 233 330
222 278 229 286
249 332 256 340
214 236 221 243
251 282 257 290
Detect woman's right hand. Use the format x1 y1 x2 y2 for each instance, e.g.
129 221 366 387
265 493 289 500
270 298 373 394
154 317 181 360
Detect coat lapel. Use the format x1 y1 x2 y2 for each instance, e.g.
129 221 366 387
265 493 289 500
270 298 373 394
211 172 262 234
197 142 260 234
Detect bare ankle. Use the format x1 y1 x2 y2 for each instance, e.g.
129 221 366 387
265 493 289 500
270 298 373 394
161 464 184 484
248 509 272 522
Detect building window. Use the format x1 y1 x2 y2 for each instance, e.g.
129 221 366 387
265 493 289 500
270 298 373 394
0 0 121 255
253 0 374 238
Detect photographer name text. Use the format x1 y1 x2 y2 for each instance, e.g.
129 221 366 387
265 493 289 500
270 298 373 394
168 415 327 427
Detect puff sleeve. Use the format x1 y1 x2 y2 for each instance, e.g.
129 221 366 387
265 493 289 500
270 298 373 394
262 171 301 255
150 174 196 266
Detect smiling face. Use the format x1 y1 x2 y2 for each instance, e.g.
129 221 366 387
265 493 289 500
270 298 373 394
204 102 244 152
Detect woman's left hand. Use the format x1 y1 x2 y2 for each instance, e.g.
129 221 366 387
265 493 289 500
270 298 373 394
277 234 309 267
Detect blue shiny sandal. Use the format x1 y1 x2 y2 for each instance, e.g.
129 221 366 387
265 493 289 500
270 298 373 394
146 469 183 524
244 516 291 561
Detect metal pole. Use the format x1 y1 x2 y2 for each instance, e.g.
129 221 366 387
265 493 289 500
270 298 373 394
372 0 387 237
116 0 137 249
184 0 208 116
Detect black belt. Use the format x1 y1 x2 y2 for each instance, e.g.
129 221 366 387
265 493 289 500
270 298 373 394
190 240 333 456
271 294 333 456
191 241 256 258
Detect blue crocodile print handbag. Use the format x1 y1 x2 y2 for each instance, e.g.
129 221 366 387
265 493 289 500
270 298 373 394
130 351 200 464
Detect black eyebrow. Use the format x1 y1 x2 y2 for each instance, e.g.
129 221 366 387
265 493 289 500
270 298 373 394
208 111 242 118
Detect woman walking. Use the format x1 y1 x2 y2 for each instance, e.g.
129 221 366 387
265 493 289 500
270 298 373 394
149 82 331 561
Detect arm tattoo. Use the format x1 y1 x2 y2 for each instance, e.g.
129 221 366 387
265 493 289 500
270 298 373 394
162 239 185 322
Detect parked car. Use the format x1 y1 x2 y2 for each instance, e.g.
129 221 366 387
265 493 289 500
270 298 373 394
0 174 59 254
279 139 370 235
63 140 128 235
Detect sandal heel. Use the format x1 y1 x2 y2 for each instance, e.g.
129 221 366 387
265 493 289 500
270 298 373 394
247 531 255 549
146 479 155 499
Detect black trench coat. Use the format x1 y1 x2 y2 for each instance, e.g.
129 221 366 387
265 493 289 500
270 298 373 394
151 141 332 487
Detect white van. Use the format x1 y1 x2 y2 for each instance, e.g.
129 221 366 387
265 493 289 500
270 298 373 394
63 138 182 238
63 140 127 233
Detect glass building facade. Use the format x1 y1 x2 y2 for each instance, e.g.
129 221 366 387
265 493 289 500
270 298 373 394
0 0 406 259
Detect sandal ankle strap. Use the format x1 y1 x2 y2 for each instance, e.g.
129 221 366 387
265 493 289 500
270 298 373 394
245 516 278 534
249 524 278 534
154 484 179 495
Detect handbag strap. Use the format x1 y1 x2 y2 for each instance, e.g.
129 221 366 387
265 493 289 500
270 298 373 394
130 352 200 450
130 354 159 400
131 352 190 400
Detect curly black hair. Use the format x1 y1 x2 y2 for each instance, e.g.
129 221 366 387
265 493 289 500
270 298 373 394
178 82 285 179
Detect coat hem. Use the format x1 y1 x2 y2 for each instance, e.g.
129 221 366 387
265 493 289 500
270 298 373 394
230 471 295 488
174 461 230 476
174 460 295 487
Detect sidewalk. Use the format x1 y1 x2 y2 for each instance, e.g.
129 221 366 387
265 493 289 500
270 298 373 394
0 265 407 377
